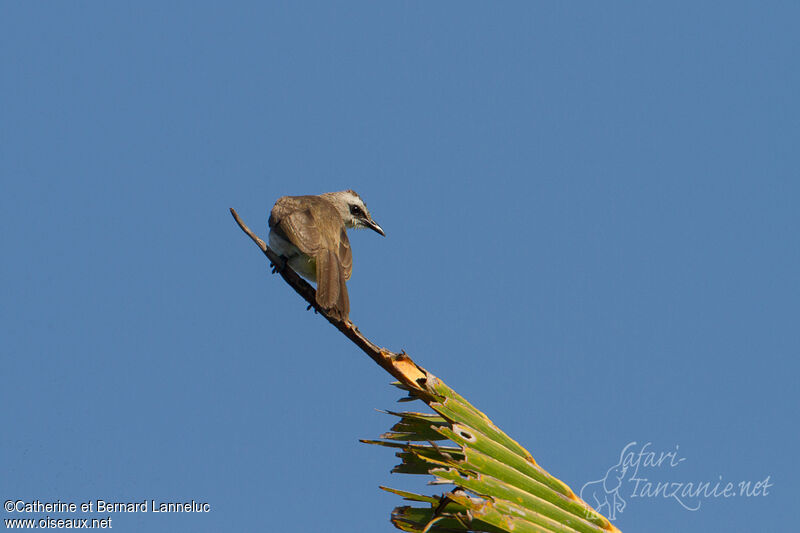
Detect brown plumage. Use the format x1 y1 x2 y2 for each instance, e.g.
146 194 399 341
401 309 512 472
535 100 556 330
268 191 383 321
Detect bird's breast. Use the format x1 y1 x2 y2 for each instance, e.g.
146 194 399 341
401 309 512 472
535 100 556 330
268 228 318 281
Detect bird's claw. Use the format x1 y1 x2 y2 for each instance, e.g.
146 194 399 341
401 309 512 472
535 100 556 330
271 255 288 274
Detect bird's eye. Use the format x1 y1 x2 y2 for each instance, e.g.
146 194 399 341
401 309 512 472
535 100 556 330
349 205 363 216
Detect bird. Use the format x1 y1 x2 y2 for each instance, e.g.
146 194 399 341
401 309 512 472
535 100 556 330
268 190 384 321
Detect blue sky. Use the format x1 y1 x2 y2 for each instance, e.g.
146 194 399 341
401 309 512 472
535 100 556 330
1 2 797 532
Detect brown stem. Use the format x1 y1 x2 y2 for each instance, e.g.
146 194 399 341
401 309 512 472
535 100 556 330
230 208 427 389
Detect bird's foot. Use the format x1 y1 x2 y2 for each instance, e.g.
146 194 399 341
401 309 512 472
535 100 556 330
306 304 319 314
271 255 288 274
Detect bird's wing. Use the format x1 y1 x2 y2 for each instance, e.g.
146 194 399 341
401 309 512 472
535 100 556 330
272 207 323 257
337 226 353 281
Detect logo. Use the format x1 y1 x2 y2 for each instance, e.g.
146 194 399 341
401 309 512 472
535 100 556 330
580 441 772 518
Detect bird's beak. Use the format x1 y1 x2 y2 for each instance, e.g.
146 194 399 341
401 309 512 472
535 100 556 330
364 218 385 236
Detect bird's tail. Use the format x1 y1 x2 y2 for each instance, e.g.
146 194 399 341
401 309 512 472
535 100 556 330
315 249 349 321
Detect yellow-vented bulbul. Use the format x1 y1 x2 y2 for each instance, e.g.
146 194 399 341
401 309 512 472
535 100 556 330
268 190 384 321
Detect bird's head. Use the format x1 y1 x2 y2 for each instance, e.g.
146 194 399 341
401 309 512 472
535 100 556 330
321 190 385 236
